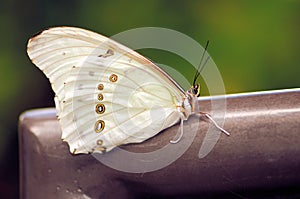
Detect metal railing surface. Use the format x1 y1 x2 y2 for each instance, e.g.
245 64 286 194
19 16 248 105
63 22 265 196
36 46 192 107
19 88 300 199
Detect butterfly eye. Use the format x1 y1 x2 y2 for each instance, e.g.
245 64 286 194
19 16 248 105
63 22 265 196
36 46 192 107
98 84 104 90
95 103 105 114
193 88 197 94
109 74 118 82
95 120 105 133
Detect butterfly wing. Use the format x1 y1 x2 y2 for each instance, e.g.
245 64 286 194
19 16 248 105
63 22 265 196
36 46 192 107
27 26 185 154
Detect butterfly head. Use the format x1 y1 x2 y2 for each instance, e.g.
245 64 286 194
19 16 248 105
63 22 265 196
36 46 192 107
188 84 201 97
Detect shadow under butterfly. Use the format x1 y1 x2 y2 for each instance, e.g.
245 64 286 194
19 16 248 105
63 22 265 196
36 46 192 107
27 26 229 154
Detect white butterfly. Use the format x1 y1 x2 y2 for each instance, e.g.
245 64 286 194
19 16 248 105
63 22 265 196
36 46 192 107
27 26 229 154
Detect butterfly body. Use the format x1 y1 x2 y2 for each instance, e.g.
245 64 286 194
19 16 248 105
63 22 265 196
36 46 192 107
27 27 202 154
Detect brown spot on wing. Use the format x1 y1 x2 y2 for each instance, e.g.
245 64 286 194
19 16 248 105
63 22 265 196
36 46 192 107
98 49 114 58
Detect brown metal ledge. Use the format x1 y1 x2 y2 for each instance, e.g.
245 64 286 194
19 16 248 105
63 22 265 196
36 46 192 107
19 88 300 199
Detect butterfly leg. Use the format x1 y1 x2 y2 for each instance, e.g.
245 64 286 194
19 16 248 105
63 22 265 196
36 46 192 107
170 117 184 144
197 111 230 136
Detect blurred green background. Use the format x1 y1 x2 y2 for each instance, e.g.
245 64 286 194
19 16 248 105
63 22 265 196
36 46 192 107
0 0 299 198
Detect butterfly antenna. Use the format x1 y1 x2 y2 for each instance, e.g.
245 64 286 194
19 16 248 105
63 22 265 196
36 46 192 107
194 56 210 83
193 40 210 86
